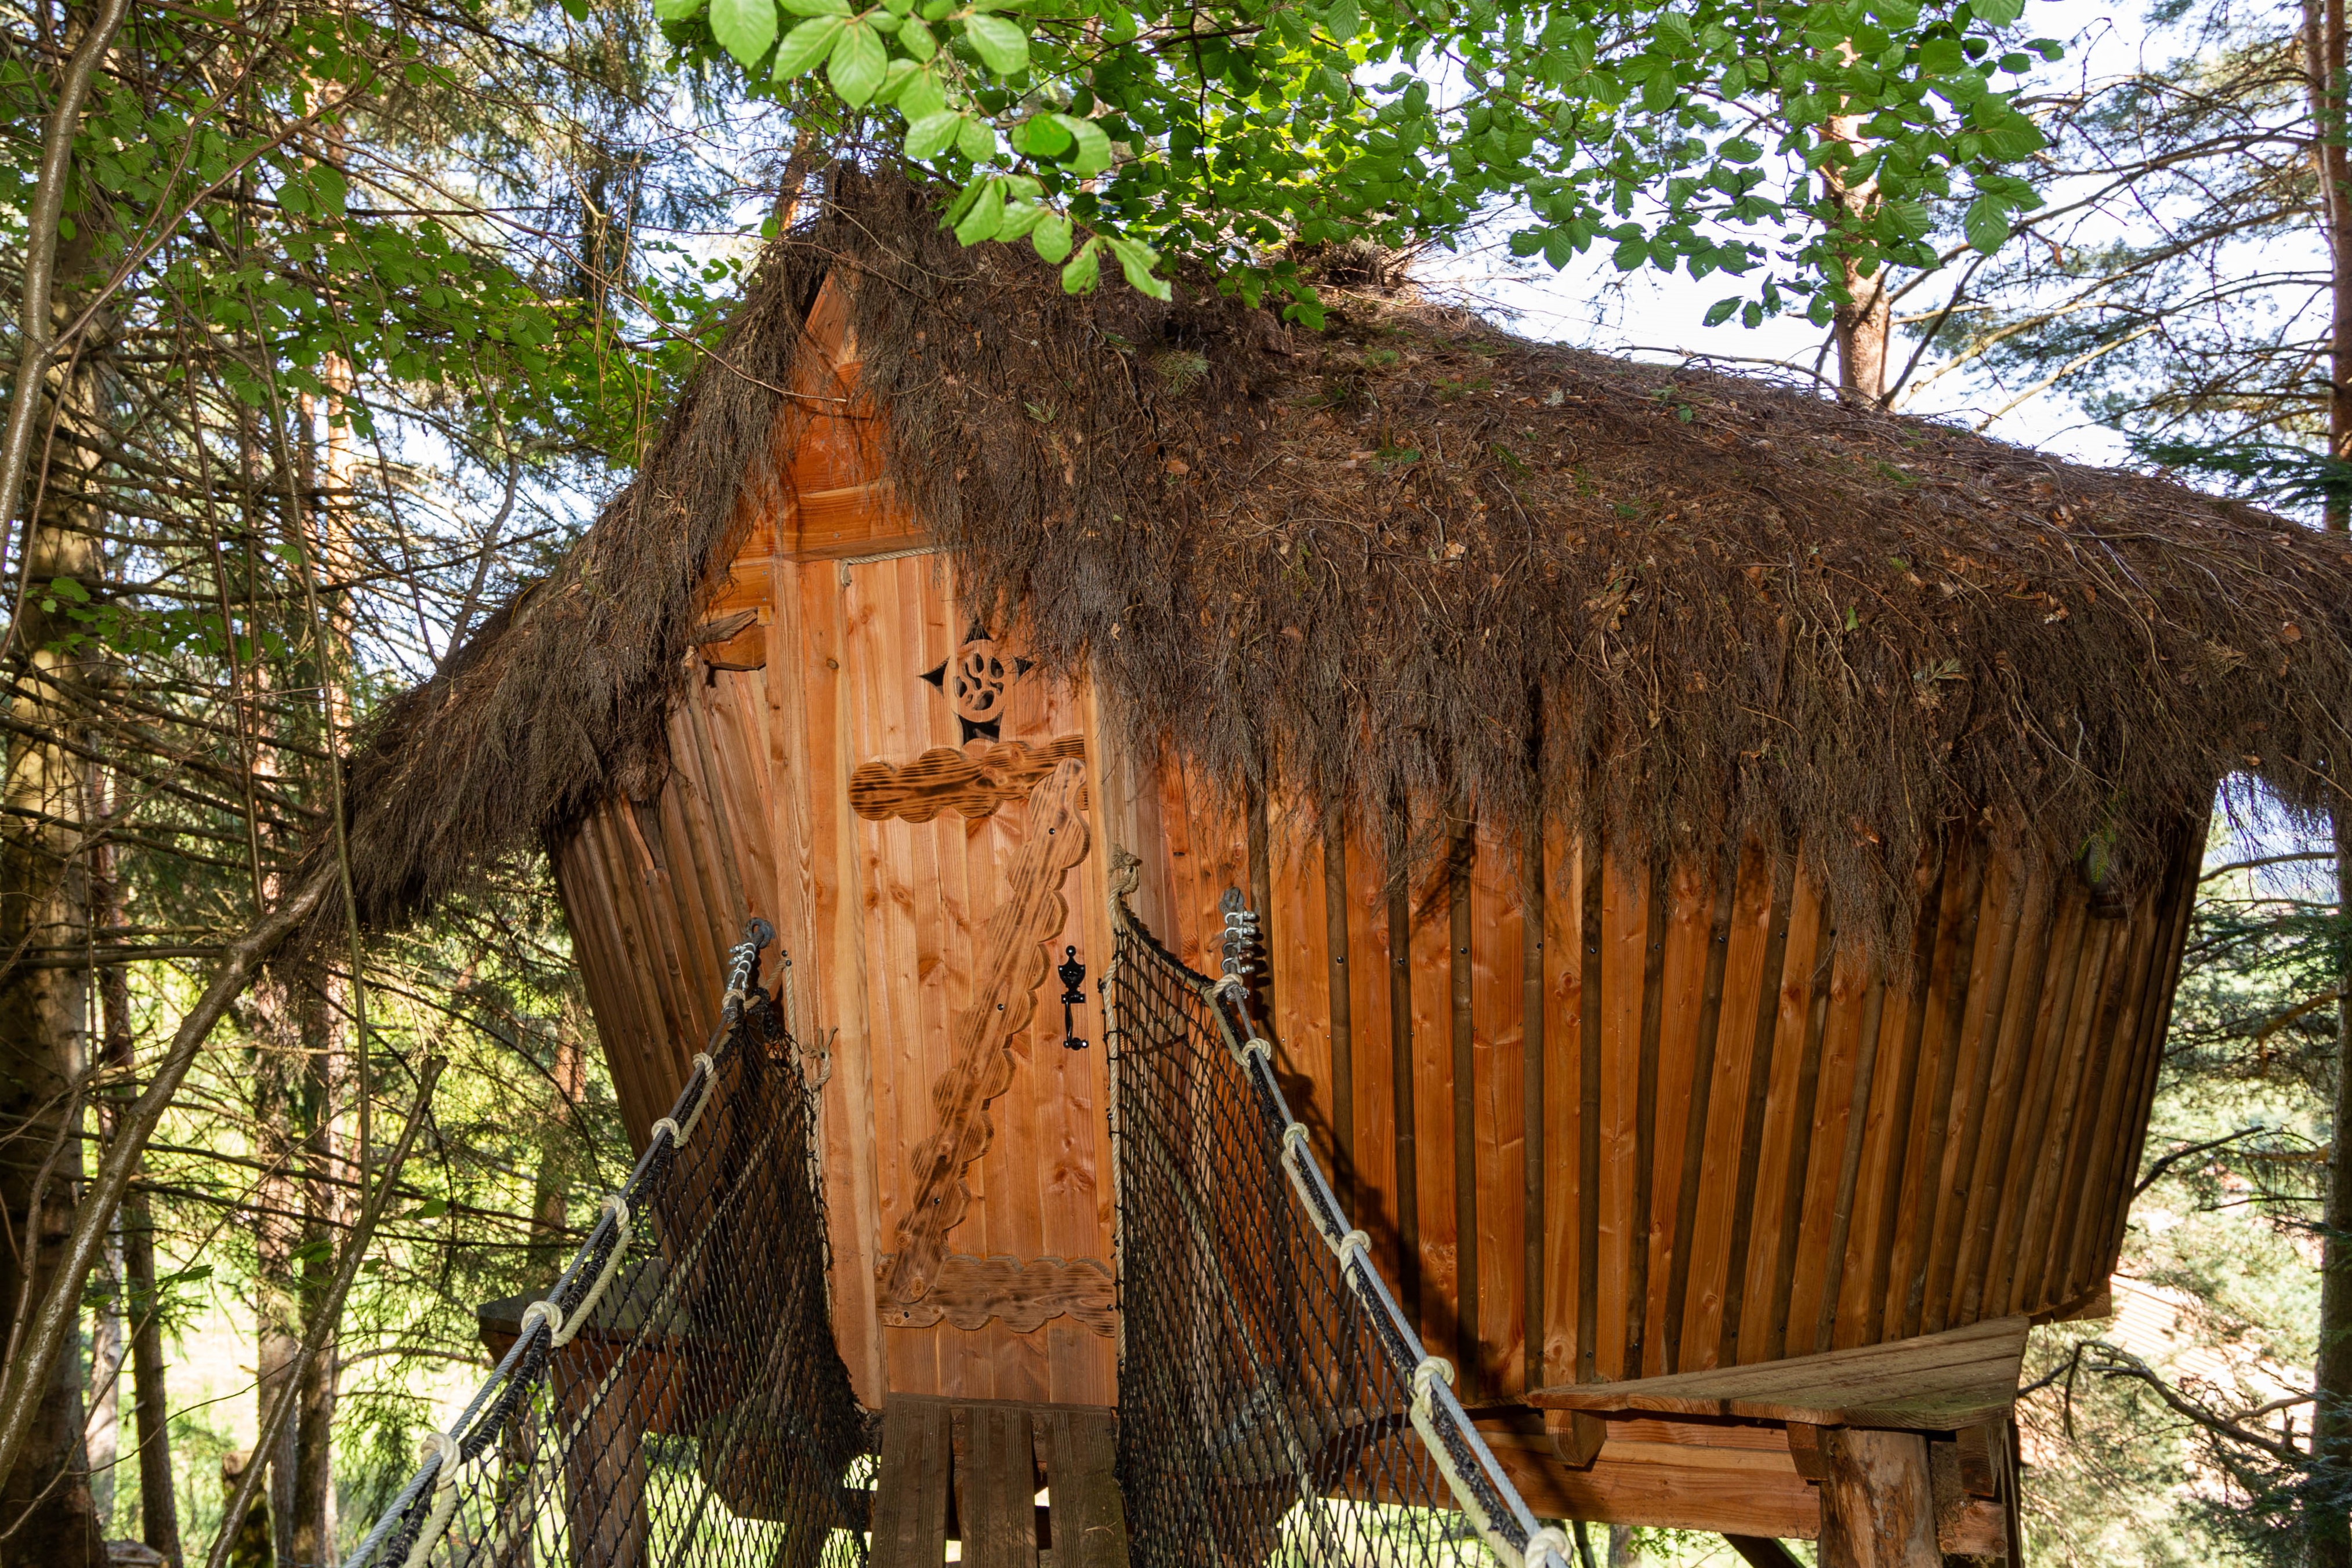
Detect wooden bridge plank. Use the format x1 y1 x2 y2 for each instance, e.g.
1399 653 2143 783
1043 1409 1128 1568
874 1397 952 1568
964 1404 1041 1568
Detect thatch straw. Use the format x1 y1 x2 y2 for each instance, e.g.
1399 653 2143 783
324 166 2352 954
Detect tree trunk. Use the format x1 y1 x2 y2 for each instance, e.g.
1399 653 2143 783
288 971 339 1568
524 1000 586 1275
0 224 108 1568
2308 0 2352 1560
85 816 128 1538
102 905 179 1568
1824 107 1889 405
248 991 299 1568
84 1220 120 1530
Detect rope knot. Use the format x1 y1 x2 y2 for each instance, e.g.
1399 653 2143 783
1524 1525 1573 1567
1410 1356 1455 1410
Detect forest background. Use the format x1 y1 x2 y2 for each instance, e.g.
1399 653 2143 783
0 0 2337 1562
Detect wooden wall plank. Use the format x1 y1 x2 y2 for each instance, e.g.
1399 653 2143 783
1473 821 1528 1395
1346 823 1402 1287
1784 938 1875 1358
1641 858 1713 1378
1660 847 1739 1375
1596 855 1651 1381
1979 886 2088 1320
1542 828 1583 1385
798 554 887 1404
1680 843 1780 1372
1391 845 1425 1329
1451 821 1483 1384
1949 863 2060 1327
1521 826 1549 1391
1919 858 2029 1335
1887 843 1989 1340
1411 837 1460 1361
1732 869 1824 1366
1326 816 1357 1215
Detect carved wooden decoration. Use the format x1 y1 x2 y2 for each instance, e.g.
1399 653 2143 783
882 758 1090 1304
920 620 1034 743
878 1254 1116 1335
849 735 1087 824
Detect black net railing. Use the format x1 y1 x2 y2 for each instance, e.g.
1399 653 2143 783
1104 863 1574 1568
342 921 871 1568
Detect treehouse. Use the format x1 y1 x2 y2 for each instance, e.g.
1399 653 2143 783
334 169 2352 1566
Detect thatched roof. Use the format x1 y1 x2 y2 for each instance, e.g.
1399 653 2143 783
329 166 2352 952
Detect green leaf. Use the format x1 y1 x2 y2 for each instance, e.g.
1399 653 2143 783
904 108 961 159
1053 113 1112 174
773 15 845 77
956 114 997 160
653 0 704 21
1970 0 2024 22
779 0 850 14
828 19 887 102
953 177 1006 244
1031 212 1074 263
1061 237 1101 292
1107 235 1171 299
875 57 922 102
995 199 1049 241
963 13 1029 74
897 67 947 120
711 0 779 66
1702 296 1738 327
1325 0 1360 36
900 16 937 57
1962 194 2009 253
1884 197 1931 239
1016 114 1072 156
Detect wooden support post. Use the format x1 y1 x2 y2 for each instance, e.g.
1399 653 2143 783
1818 1427 1938 1568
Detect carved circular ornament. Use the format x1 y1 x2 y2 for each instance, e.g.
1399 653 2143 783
950 641 1008 725
921 622 1035 743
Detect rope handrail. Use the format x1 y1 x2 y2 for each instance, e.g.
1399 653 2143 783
340 916 867 1568
1106 851 1575 1568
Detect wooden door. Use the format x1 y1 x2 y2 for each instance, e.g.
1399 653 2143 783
785 547 1119 1407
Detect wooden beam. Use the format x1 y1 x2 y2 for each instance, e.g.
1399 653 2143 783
1480 1415 1822 1540
1524 1313 2028 1432
1725 1538 1806 1568
1818 1427 1938 1568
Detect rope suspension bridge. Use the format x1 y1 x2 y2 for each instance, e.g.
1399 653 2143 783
345 886 1578 1568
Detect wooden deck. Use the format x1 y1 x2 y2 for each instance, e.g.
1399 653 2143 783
871 1396 1129 1568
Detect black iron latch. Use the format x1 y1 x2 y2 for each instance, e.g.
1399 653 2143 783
1058 945 1088 1049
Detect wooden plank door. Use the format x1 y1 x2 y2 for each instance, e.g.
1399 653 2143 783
822 550 1119 1406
